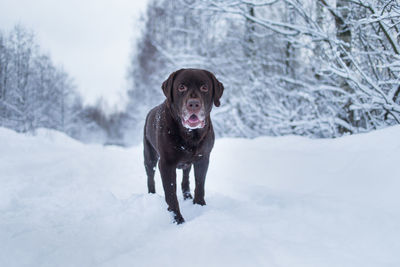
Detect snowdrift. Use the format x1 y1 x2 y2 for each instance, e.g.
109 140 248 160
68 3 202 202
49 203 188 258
1 127 399 267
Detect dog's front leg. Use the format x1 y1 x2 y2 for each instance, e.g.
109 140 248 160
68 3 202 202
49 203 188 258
193 156 209 206
158 159 184 224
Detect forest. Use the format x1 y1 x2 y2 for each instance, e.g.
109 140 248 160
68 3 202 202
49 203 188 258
0 26 127 144
1 0 400 145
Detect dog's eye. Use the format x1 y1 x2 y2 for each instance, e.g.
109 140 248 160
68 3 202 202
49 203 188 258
178 84 187 92
200 85 208 92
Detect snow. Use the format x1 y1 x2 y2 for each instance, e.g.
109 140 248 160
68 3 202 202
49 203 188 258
1 126 400 267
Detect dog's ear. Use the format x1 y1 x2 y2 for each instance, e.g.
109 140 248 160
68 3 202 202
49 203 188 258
204 70 224 107
161 69 184 102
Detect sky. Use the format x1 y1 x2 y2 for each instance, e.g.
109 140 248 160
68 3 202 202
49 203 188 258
0 0 148 111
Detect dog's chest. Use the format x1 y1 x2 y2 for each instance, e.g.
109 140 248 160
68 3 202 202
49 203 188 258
172 140 206 169
175 143 204 162
166 126 210 168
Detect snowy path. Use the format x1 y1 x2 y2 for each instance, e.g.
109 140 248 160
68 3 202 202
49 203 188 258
1 127 399 267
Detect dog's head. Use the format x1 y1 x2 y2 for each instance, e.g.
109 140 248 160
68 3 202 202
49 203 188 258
162 69 224 129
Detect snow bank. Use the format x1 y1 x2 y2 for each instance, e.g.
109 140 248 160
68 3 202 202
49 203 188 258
1 126 399 267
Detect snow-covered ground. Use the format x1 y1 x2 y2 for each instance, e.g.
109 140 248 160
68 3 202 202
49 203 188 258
1 126 399 267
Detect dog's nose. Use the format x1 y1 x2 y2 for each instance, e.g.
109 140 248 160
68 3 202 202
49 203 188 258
186 99 201 112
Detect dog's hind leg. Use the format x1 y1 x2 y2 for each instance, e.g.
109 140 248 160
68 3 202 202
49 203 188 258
182 165 193 200
144 138 158 194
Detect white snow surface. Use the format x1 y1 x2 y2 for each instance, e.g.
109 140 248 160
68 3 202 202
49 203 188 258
1 126 400 267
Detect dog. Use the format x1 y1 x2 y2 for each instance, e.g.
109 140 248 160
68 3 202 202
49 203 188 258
143 68 224 224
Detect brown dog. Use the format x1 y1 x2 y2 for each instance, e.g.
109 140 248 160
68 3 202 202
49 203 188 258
143 69 224 224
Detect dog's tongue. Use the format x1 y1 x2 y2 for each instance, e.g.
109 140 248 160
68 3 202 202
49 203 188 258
183 114 205 129
188 114 199 123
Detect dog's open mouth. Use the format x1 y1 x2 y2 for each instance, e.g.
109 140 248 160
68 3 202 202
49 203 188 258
182 114 205 129
189 114 199 123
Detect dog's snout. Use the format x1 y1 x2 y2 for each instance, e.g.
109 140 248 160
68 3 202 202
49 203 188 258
186 98 201 112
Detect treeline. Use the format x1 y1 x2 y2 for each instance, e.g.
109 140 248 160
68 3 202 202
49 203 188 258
126 0 400 139
3 0 400 145
0 25 76 133
0 25 127 144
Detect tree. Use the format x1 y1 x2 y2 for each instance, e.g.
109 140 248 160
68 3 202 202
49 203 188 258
124 0 400 143
184 0 400 136
0 25 85 138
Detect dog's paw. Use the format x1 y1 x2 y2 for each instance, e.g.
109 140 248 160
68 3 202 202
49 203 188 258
168 209 185 224
173 214 185 224
193 198 206 206
183 192 193 200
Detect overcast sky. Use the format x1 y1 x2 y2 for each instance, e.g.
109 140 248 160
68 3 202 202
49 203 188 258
0 0 148 111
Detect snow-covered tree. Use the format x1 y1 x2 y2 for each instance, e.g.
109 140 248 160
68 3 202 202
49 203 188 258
0 25 83 137
116 0 399 145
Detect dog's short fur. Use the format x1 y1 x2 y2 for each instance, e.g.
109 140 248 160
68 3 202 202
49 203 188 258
143 69 224 224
